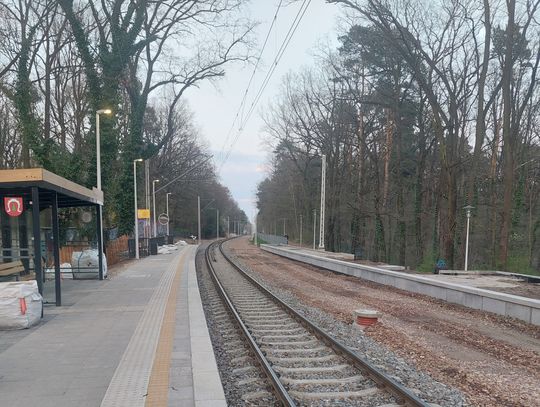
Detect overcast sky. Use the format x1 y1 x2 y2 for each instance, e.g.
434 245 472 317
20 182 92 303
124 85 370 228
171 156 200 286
184 0 341 221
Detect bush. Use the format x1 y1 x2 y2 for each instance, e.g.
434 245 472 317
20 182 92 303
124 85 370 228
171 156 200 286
505 254 538 275
417 251 436 273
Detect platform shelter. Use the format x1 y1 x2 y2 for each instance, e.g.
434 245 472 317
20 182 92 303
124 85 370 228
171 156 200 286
0 168 104 305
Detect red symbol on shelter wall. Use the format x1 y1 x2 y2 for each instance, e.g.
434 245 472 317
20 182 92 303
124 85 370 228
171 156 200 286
4 197 24 217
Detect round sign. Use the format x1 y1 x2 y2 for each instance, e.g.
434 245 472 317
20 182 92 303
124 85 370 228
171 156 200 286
81 211 92 223
158 213 169 225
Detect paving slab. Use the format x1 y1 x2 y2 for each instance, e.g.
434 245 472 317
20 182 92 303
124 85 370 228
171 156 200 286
0 243 225 407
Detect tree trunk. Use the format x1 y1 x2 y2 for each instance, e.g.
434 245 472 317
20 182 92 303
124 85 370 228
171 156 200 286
351 118 364 251
490 108 502 266
466 0 491 204
499 0 516 268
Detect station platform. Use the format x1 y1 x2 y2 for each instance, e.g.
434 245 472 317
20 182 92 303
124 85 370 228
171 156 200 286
0 245 225 407
261 244 540 326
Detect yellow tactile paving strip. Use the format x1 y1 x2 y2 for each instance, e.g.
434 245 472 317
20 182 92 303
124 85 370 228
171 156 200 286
145 251 185 407
101 250 184 407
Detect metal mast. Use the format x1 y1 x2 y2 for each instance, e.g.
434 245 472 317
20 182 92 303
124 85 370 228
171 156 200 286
318 154 326 250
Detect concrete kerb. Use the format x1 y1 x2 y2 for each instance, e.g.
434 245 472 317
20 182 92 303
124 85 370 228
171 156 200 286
261 244 540 326
187 246 227 407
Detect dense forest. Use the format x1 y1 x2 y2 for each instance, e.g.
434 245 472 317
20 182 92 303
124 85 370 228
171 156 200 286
0 0 249 239
256 0 540 273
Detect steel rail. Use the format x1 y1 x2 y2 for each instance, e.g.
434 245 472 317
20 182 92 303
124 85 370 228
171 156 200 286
218 238 430 407
204 241 297 407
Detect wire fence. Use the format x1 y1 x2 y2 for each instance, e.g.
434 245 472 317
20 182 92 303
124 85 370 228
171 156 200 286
257 233 288 246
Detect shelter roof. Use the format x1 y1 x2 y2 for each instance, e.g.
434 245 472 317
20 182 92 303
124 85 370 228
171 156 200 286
0 168 103 207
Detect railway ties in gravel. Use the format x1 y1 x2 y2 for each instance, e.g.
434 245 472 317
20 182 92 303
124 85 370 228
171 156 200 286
205 239 430 407
201 269 279 405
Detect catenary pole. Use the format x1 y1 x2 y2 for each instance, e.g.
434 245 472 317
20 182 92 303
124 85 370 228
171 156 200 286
198 196 201 245
152 180 159 237
166 193 171 236
313 209 316 250
318 154 326 249
300 215 303 247
95 109 111 279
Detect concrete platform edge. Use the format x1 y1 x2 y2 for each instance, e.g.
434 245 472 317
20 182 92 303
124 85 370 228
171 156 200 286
187 245 227 407
261 244 540 326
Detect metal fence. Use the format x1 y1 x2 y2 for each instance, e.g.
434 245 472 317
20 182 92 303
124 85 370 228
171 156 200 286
256 233 288 246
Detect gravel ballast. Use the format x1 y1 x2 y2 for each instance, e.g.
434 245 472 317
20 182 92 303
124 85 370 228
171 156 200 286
222 241 467 407
196 244 280 406
225 238 540 406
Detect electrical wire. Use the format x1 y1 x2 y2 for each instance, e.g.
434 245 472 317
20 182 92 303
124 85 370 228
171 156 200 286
219 0 313 170
217 0 284 164
154 155 213 193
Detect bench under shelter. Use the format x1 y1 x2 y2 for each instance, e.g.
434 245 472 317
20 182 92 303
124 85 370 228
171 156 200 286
0 168 104 306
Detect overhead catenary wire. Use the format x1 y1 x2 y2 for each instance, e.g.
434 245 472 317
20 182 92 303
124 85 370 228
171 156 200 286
217 0 284 164
154 155 213 194
239 0 312 130
219 0 313 171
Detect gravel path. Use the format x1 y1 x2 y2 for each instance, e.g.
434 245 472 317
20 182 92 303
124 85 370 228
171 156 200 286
226 238 540 407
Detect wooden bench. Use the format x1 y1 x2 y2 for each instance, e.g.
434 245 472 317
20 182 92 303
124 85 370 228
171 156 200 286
0 261 25 281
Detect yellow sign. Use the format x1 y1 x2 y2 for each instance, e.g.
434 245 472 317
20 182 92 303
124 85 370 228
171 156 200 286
137 209 150 219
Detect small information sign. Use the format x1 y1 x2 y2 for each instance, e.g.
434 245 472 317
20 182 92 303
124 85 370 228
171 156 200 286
138 209 150 219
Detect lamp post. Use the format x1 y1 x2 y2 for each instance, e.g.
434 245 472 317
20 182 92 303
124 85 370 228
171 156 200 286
166 192 172 236
95 108 112 280
152 179 159 237
133 159 143 259
464 205 474 271
216 209 219 240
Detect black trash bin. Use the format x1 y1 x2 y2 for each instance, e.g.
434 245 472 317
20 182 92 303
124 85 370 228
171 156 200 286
128 238 136 258
353 247 363 261
149 238 158 255
157 236 165 246
167 235 174 244
140 238 149 257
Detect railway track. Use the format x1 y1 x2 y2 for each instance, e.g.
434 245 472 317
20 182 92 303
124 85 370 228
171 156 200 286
204 238 430 407
196 247 281 405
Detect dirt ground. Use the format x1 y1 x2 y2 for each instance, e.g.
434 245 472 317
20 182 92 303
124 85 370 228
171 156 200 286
226 238 540 407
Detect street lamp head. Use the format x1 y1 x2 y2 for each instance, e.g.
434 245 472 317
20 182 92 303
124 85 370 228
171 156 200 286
463 205 474 217
134 158 143 163
167 192 172 196
97 109 112 115
153 179 159 184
